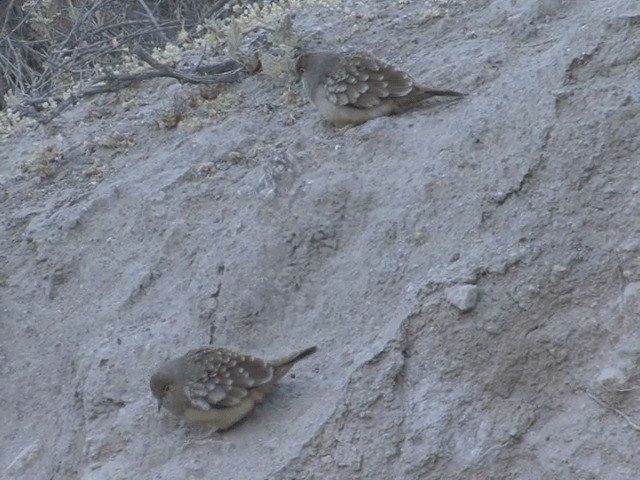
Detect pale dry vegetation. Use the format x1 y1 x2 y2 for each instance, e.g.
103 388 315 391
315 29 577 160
0 0 337 128
19 143 61 177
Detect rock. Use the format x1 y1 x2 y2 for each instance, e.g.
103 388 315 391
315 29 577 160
595 366 629 388
622 282 640 306
445 284 479 312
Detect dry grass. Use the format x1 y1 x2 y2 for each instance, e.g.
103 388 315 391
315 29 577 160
98 132 137 153
20 144 62 178
0 0 340 131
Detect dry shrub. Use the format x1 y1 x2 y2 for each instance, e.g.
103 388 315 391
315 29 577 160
0 0 337 122
20 144 62 178
0 0 220 110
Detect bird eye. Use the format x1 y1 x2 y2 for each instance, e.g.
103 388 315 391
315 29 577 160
294 57 306 76
163 385 172 393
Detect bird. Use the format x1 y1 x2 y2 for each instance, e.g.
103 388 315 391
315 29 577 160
295 51 464 127
150 345 317 432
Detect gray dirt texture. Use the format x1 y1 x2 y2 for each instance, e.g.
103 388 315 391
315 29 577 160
2 0 640 479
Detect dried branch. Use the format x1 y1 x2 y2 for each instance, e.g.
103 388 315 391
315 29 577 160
0 0 237 115
586 389 640 433
35 46 243 123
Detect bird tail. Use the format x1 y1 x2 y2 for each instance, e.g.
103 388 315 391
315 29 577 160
419 87 465 98
393 86 465 111
280 346 318 366
273 346 317 379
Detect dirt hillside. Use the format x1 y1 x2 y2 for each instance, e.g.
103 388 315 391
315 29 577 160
2 0 640 478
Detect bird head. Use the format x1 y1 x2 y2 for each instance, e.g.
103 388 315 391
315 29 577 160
149 372 176 412
293 53 310 80
294 52 340 83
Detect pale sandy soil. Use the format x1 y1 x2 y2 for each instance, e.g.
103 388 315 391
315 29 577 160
1 1 640 479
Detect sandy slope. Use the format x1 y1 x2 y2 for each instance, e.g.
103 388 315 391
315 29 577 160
2 0 640 478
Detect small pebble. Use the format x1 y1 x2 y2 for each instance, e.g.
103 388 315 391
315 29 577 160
445 284 479 312
622 282 640 306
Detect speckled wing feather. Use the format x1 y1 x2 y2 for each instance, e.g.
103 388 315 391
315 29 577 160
323 55 417 109
183 348 274 410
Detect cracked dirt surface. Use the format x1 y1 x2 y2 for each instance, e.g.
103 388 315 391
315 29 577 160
1 0 640 478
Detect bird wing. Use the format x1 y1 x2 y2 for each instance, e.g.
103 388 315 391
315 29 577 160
183 348 275 409
324 55 417 109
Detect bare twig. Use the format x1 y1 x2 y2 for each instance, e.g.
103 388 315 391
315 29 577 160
131 45 243 83
136 0 168 44
194 60 240 75
209 0 237 20
1 0 276 119
586 389 640 432
603 385 640 393
36 46 243 123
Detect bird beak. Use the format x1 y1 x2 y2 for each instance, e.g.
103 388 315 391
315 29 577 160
157 398 163 412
